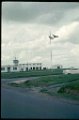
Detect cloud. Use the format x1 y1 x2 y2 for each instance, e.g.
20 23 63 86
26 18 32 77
70 45 79 56
55 21 79 44
1 2 79 68
2 2 79 25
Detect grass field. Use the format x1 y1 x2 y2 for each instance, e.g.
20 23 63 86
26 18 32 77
2 69 79 101
9 74 79 87
8 73 79 100
1 69 63 79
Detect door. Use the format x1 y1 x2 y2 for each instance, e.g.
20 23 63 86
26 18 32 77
7 67 11 72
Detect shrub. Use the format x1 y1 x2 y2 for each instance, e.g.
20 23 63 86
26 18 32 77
40 88 48 93
58 86 65 93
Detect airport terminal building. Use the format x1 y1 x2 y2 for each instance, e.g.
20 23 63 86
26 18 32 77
1 58 42 72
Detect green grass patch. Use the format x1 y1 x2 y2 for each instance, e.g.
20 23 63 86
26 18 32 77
40 80 79 101
9 74 79 88
58 80 79 93
64 81 79 90
1 69 63 79
58 80 79 100
9 74 79 101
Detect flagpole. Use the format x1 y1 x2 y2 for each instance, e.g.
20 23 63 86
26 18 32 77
49 33 58 69
49 32 53 69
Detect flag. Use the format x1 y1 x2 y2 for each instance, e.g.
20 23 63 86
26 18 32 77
49 35 54 39
52 34 58 38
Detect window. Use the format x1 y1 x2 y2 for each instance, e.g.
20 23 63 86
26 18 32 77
30 67 32 70
39 67 41 70
20 68 23 71
37 63 41 65
43 67 46 70
7 67 10 72
1 67 5 71
57 66 60 69
36 67 38 70
33 67 35 70
26 67 28 71
13 67 17 70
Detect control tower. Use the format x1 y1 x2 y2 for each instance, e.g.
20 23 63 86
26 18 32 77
13 57 19 66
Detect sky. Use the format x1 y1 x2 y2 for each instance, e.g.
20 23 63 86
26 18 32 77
1 2 79 68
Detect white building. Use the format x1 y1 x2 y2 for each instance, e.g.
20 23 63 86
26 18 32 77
63 69 79 74
1 58 42 72
52 64 63 69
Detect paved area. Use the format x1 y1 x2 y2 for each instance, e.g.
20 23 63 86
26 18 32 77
1 78 79 119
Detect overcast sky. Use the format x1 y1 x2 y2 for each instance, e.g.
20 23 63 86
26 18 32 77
1 2 79 68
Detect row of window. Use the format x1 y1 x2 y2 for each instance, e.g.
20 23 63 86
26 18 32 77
1 67 17 70
1 67 42 71
19 63 41 66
